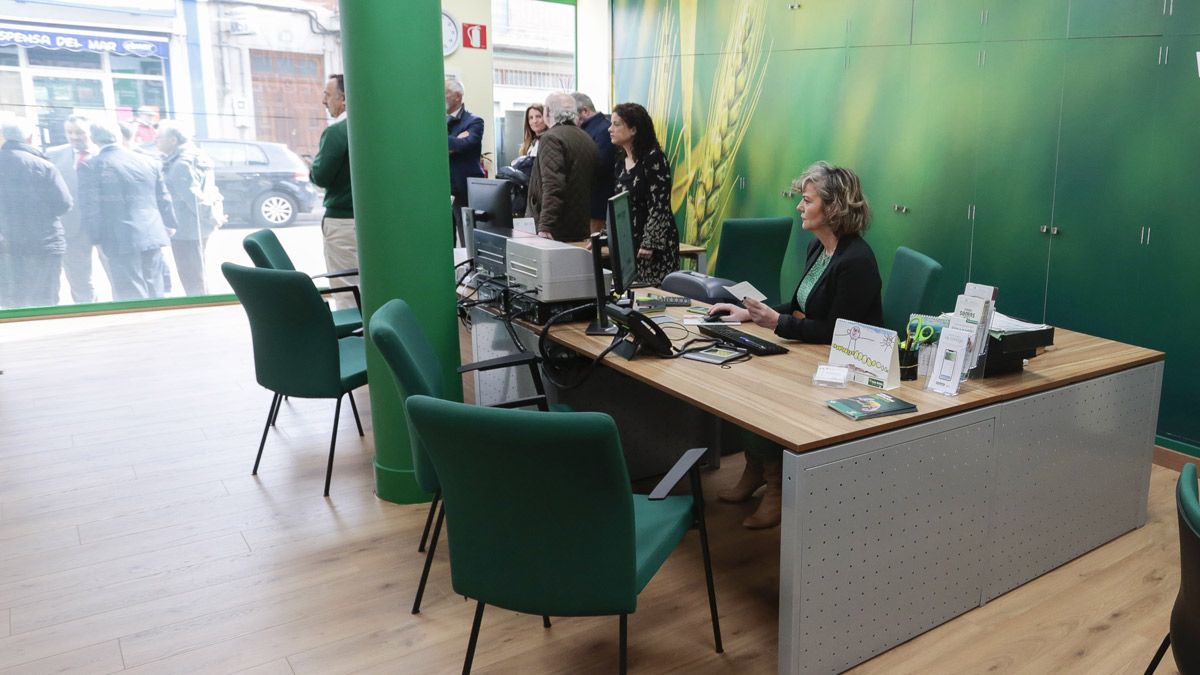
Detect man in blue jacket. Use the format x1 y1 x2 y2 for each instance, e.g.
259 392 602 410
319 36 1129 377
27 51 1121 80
0 116 73 308
446 77 484 245
79 118 177 301
572 92 615 235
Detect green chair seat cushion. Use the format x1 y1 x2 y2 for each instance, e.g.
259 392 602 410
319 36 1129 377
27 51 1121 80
549 403 572 412
633 494 694 594
338 336 369 391
332 307 364 337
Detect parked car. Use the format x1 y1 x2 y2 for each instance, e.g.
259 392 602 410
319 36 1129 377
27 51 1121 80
195 139 320 228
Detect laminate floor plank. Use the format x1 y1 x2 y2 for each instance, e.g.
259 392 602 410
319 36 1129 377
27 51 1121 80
0 305 1187 675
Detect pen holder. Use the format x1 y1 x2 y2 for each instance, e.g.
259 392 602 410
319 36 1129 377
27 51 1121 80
899 348 919 381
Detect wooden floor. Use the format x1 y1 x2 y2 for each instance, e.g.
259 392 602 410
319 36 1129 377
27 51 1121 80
0 305 1184 674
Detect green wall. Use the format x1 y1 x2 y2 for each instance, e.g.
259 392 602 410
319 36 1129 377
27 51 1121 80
613 0 1200 454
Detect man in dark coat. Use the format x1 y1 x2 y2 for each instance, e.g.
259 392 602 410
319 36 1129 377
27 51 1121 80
79 118 177 301
572 92 616 235
0 117 73 308
528 92 597 242
446 77 484 245
157 120 223 296
47 114 100 304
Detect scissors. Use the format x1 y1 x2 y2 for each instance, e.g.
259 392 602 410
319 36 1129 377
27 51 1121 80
906 316 938 347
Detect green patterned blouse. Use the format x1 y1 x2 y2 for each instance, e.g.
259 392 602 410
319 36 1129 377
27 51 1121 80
795 250 833 312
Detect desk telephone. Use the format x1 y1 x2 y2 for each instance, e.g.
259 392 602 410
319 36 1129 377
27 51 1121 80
603 304 675 358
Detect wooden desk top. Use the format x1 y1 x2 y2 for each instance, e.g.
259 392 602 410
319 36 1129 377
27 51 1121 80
546 303 1164 453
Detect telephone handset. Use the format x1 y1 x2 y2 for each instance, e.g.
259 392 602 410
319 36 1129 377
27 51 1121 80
603 304 674 358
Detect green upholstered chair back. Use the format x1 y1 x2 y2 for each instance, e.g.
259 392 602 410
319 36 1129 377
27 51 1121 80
221 262 343 398
404 395 638 616
881 246 943 334
367 298 445 494
713 217 794 306
243 229 297 271
1173 463 1200 672
779 217 807 303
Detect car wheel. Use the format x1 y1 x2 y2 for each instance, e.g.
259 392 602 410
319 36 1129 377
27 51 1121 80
253 191 298 228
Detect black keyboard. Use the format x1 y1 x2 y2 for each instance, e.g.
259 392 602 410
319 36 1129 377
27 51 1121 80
698 324 790 356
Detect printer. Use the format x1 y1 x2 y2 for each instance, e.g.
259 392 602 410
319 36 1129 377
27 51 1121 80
506 237 611 302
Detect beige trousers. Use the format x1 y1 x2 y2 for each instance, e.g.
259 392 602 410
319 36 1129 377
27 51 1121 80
321 216 359 310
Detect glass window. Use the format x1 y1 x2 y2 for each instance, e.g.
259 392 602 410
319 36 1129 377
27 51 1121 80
26 47 102 69
110 54 164 76
33 76 106 146
0 46 18 67
0 71 23 116
200 141 246 166
113 78 165 111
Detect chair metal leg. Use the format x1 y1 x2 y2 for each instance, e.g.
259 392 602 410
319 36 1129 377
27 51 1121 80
323 395 343 497
542 615 551 628
413 501 444 614
619 613 628 675
418 490 441 553
1145 634 1171 675
270 392 283 426
691 468 723 653
347 390 364 436
253 393 280 475
463 600 485 675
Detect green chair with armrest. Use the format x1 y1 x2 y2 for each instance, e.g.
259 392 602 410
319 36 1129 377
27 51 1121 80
1146 463 1200 674
779 216 807 304
368 297 567 615
242 229 362 337
221 262 366 497
881 246 943 335
712 217 794 305
403 395 723 674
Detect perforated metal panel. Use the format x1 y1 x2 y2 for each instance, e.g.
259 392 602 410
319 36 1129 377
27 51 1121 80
983 362 1162 600
469 307 541 406
779 363 1163 675
782 418 995 674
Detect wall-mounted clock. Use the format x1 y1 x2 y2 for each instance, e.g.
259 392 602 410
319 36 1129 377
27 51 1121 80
442 11 460 56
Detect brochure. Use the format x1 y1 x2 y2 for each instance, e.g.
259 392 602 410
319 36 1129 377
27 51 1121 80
826 392 918 420
682 345 749 365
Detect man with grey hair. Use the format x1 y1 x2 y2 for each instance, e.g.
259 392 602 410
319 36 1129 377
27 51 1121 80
527 92 597 242
571 92 615 234
446 77 484 245
157 120 223 296
79 116 177 301
47 113 100 304
0 115 73 308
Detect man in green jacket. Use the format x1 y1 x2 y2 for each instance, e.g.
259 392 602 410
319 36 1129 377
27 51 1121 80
310 73 356 308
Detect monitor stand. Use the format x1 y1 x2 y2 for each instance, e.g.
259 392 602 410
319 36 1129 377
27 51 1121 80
585 232 620 335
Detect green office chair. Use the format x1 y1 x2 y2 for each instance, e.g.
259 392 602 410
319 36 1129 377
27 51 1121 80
712 217 794 305
221 262 367 497
404 395 722 674
1147 463 1200 674
242 229 362 337
881 246 943 334
779 217 808 304
369 298 566 614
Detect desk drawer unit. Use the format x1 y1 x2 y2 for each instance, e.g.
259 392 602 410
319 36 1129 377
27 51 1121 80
779 362 1162 674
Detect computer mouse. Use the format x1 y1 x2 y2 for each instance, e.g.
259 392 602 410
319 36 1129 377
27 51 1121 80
705 308 731 321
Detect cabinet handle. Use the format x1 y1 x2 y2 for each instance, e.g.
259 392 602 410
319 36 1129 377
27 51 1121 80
1146 226 1151 244
971 204 976 219
1140 226 1145 244
1165 46 1170 64
984 8 989 24
1040 225 1049 234
1050 226 1061 236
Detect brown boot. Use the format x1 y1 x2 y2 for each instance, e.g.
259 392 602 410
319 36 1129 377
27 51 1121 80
743 460 782 529
717 454 765 503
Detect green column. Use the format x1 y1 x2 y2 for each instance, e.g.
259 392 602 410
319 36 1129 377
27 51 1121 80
341 1 461 503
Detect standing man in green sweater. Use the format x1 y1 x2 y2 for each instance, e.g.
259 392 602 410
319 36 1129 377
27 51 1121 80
310 73 356 308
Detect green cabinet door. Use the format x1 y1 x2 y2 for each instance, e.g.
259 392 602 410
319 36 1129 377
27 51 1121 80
891 43 981 309
828 45 913 286
969 41 1065 323
1045 38 1161 341
981 0 1070 41
847 0 914 47
769 0 850 51
913 0 984 45
1068 0 1166 38
1165 0 1200 34
1143 35 1200 446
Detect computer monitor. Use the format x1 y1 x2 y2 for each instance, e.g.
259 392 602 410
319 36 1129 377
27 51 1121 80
467 178 514 231
605 191 636 296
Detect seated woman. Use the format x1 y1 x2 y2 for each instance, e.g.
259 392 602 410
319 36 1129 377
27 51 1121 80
708 161 883 529
608 102 680 286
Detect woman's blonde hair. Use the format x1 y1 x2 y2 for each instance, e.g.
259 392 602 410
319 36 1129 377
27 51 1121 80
793 161 871 238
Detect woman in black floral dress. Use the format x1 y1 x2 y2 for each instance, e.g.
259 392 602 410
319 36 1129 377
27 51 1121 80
609 102 680 286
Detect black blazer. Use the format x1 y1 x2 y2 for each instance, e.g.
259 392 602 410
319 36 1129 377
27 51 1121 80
773 234 882 343
447 107 485 197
